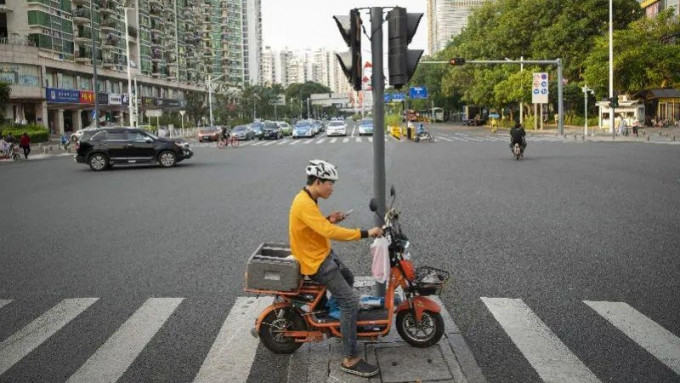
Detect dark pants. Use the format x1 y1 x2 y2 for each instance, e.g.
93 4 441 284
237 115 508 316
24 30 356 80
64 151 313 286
21 145 30 158
310 251 358 358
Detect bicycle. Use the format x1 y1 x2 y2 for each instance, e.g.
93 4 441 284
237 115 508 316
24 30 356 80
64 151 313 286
217 135 239 148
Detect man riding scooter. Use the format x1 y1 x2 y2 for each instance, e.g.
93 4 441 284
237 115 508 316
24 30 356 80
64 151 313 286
289 159 383 378
509 122 527 154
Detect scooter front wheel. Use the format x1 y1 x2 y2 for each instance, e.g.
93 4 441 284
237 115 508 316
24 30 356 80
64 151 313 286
396 309 444 348
259 306 306 354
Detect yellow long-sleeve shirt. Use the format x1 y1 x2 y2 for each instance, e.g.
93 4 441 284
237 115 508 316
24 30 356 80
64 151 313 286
289 188 365 275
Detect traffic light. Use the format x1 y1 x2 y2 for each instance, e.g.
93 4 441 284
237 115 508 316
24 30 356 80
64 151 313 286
609 91 619 108
333 9 362 91
449 58 466 66
387 7 423 89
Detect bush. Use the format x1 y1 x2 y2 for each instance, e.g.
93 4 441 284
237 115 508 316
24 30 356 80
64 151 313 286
385 114 401 126
1 124 50 143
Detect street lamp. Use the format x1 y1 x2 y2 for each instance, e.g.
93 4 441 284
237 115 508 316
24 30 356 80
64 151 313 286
505 56 524 124
179 110 186 137
207 74 225 127
582 85 594 136
609 0 615 137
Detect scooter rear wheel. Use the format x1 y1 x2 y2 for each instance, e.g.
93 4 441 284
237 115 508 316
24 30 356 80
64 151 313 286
396 310 444 348
259 306 306 354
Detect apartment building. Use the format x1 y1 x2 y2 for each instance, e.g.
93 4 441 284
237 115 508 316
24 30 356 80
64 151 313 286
426 0 485 55
0 0 260 133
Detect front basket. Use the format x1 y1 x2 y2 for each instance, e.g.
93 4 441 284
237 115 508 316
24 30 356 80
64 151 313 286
412 266 450 296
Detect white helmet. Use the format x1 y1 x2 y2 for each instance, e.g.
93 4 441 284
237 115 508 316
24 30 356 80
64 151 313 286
306 159 339 181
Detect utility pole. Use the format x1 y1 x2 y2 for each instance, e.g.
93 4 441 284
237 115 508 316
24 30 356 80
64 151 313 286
371 7 385 223
123 7 133 127
90 0 99 128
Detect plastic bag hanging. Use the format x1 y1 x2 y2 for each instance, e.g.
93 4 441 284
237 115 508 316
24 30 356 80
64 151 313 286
370 237 390 283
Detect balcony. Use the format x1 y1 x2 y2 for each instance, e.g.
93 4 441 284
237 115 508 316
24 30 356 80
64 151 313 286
149 0 161 5
75 50 91 63
127 26 138 38
150 4 162 15
74 32 92 44
150 23 162 34
101 34 119 50
72 9 90 24
100 7 115 16
72 0 88 5
101 18 117 32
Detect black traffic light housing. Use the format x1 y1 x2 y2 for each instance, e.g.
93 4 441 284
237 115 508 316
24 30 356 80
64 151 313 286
609 91 619 108
387 7 423 89
449 58 466 66
333 9 362 91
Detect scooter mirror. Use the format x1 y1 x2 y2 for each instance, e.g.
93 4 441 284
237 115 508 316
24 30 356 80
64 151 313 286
369 198 378 212
390 185 396 197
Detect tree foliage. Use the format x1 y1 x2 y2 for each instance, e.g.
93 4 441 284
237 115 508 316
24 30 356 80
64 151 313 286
0 82 12 122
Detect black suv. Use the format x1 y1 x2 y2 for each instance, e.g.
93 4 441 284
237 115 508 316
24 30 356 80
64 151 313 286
75 128 193 171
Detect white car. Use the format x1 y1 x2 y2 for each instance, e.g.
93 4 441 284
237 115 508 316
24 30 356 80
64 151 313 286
326 121 347 136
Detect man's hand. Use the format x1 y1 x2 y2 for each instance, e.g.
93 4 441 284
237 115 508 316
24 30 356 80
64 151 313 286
328 211 346 223
368 227 383 237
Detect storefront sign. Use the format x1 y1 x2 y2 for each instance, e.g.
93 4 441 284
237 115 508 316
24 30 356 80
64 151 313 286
141 97 156 108
80 90 95 104
46 88 80 103
109 93 123 105
97 92 109 105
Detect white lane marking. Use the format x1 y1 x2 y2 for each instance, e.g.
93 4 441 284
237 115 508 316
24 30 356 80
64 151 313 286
0 298 99 376
585 301 680 375
262 141 277 146
0 299 11 310
193 297 274 383
303 138 314 144
438 136 454 142
351 126 356 137
316 138 326 144
239 141 253 147
277 139 288 145
356 137 362 143
368 137 373 143
449 135 470 142
481 297 600 383
342 137 349 143
330 138 337 143
289 139 301 145
250 141 264 146
67 298 183 383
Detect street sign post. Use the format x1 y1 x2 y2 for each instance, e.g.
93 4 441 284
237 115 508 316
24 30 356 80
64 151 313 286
409 86 428 99
532 72 549 104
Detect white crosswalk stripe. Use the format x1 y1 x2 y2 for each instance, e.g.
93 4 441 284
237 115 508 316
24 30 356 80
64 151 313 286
342 137 349 143
0 298 99 376
438 136 454 142
250 141 264 146
356 137 362 143
368 137 373 143
316 138 326 144
289 139 301 145
193 297 273 383
67 298 183 383
585 301 680 375
262 141 277 146
277 139 288 145
303 138 314 144
481 297 601 383
330 138 337 143
0 299 11 310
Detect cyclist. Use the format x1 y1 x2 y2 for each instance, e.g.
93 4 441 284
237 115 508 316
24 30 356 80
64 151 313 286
509 121 527 154
289 159 383 378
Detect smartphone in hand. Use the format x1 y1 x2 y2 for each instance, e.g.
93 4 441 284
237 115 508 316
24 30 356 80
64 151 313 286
344 209 354 217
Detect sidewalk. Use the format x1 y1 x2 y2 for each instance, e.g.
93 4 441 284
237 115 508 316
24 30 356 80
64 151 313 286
286 278 486 383
0 138 74 164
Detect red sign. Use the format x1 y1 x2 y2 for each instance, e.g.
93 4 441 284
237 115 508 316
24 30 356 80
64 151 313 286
79 90 95 104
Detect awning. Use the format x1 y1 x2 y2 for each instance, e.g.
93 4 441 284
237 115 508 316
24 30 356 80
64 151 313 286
633 88 680 100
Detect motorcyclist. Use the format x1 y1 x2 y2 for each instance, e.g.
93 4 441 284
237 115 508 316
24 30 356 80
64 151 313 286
509 122 527 154
288 159 383 378
416 123 427 136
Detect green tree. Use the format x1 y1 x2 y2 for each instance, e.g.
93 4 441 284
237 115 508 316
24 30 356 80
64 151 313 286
0 82 12 122
285 82 331 118
185 90 207 126
583 9 680 98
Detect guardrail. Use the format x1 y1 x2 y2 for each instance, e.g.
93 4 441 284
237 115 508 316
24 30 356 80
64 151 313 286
0 36 35 47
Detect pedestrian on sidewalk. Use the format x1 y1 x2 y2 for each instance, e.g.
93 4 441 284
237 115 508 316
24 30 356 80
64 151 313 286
632 121 639 137
19 132 31 159
4 132 15 144
61 133 70 151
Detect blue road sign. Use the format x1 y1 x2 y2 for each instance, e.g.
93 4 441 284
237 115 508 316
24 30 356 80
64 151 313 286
392 93 405 101
384 94 392 103
409 86 428 99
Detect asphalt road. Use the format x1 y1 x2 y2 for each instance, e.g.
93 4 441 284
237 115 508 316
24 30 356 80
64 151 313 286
1 123 679 382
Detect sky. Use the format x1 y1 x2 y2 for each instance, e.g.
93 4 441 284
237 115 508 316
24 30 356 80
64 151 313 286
261 0 428 53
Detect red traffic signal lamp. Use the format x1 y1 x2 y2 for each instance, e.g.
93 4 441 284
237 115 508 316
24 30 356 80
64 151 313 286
449 58 466 66
333 9 362 91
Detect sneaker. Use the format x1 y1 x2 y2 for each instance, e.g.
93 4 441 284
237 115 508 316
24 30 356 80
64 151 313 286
340 359 380 378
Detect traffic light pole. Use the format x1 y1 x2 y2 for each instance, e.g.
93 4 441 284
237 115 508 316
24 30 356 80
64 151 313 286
371 7 386 224
421 58 565 136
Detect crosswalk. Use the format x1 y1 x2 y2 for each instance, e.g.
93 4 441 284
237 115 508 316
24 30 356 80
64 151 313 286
481 297 680 382
190 133 565 149
1 296 677 382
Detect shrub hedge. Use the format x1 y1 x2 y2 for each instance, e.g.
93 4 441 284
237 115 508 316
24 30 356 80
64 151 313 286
1 124 50 143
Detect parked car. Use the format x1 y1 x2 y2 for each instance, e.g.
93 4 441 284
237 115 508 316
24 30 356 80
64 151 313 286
358 119 374 135
231 125 254 140
70 126 101 142
292 121 314 138
326 120 347 136
251 121 264 140
198 126 221 142
277 121 293 136
262 121 283 140
75 128 193 171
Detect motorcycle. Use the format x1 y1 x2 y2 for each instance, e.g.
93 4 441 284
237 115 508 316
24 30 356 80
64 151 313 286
513 142 522 160
414 130 434 143
0 143 21 161
246 186 449 354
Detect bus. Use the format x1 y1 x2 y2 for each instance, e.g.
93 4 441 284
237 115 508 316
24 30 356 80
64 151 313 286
431 107 444 122
415 108 445 123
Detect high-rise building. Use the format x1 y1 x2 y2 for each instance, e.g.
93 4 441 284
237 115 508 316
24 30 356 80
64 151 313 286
261 46 275 86
0 0 259 130
427 0 485 55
